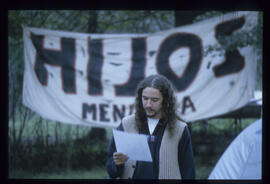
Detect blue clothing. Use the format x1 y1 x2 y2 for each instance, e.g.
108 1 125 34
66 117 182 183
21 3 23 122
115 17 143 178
106 119 196 179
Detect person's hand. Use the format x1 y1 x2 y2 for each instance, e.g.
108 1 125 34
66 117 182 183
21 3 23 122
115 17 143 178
113 152 129 165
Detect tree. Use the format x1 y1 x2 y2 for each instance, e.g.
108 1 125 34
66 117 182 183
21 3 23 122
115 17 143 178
85 11 107 143
193 11 262 90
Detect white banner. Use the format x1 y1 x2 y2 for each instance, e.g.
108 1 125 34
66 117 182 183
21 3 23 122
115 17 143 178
23 11 258 127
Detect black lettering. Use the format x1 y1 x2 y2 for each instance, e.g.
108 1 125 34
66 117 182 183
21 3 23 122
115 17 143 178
82 103 97 120
100 104 110 122
115 38 147 96
87 38 103 95
156 33 202 92
181 96 196 115
31 33 76 93
113 105 125 122
82 103 138 123
213 17 245 77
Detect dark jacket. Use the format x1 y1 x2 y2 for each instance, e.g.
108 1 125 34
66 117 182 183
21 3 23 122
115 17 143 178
106 118 195 179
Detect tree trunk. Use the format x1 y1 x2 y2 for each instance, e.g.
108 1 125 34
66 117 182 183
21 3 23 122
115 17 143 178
174 11 206 27
86 10 106 141
87 11 98 33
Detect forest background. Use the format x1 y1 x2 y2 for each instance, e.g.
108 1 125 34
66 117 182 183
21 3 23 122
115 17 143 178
8 10 262 179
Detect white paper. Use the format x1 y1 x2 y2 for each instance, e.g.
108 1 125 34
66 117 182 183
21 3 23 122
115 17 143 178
113 129 152 162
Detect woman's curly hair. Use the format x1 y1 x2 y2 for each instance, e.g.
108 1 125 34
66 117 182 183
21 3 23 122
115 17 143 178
134 74 184 137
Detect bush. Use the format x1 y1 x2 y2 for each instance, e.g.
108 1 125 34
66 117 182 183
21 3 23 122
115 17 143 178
71 128 108 170
9 133 108 174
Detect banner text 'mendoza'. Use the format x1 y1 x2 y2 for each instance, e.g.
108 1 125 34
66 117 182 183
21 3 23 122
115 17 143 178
81 95 196 123
82 103 135 123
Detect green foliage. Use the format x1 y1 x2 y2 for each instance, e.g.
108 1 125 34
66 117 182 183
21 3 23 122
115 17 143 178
9 118 108 174
189 118 256 179
9 135 108 174
98 10 174 33
201 11 262 55
71 139 108 170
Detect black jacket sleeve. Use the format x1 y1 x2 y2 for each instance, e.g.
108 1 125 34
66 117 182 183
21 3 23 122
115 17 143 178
106 123 125 178
178 126 196 179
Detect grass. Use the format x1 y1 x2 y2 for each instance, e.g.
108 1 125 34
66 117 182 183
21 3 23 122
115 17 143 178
9 166 214 180
195 165 213 179
9 167 109 179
